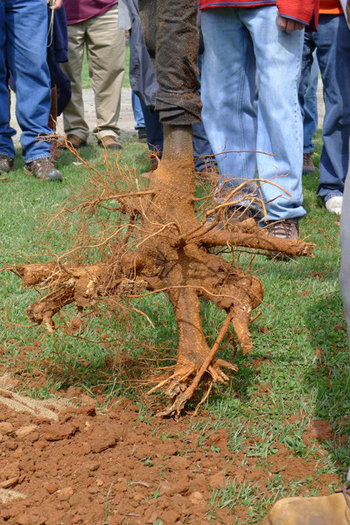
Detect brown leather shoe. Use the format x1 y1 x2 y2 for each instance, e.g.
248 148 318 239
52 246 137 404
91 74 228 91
303 153 316 174
24 157 62 181
266 218 299 240
65 134 87 149
98 135 122 150
0 154 14 173
205 204 261 231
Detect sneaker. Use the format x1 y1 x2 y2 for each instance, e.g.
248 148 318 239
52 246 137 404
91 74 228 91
98 135 122 150
24 157 62 181
303 153 315 174
65 134 87 149
0 154 14 173
325 195 343 215
266 218 299 240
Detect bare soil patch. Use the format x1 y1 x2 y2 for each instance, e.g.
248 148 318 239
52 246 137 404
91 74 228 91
0 382 341 525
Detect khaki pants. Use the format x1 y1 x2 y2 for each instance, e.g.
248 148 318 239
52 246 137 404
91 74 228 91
61 4 125 141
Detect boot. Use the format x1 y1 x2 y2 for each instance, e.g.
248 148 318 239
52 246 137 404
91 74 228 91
262 485 350 525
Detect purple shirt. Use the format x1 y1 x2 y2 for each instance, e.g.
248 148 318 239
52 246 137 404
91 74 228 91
63 0 118 25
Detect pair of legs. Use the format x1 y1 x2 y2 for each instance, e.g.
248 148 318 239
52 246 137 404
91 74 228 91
60 5 125 143
201 7 305 223
299 15 350 205
0 0 52 163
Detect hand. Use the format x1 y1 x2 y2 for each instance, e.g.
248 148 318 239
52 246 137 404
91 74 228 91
347 0 350 22
47 0 63 9
278 16 306 34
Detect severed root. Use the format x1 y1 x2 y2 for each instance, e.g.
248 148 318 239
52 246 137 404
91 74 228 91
155 358 238 418
152 312 237 417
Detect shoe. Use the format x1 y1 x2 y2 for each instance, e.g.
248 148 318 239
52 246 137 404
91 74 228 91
261 484 350 525
325 196 343 215
65 134 87 149
302 153 316 174
266 218 299 240
206 205 261 230
98 135 122 150
24 157 62 181
137 127 147 141
0 154 14 173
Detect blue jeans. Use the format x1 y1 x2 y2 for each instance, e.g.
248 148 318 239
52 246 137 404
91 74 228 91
132 91 145 130
0 0 52 162
201 7 305 221
300 50 319 154
301 16 350 203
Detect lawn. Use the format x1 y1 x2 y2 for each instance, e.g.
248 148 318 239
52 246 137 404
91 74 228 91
0 130 349 524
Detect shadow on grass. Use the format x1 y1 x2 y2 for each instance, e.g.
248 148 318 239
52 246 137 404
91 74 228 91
305 293 350 480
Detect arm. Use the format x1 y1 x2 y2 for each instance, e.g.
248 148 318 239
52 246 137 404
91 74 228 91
277 0 318 32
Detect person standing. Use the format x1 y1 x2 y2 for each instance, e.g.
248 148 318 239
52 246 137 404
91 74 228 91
0 0 63 181
61 0 125 150
199 0 318 240
299 0 350 215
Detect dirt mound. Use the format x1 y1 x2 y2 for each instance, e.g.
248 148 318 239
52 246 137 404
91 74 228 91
0 386 341 524
0 390 240 525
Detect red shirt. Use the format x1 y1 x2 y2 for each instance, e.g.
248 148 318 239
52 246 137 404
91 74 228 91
199 0 318 26
63 0 118 25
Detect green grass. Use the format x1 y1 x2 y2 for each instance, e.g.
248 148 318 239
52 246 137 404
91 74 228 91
82 44 130 89
1 130 349 523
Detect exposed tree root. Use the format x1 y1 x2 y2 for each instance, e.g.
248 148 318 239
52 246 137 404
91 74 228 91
9 125 315 416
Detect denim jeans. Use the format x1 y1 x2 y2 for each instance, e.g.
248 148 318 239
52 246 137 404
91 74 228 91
301 16 350 203
132 91 145 130
201 7 305 221
300 51 319 154
0 0 52 162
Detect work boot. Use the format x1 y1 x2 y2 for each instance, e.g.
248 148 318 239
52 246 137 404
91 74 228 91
65 134 87 149
24 157 62 181
0 154 14 173
261 485 350 525
137 127 147 141
266 218 299 240
302 153 316 174
98 135 122 150
205 204 261 230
